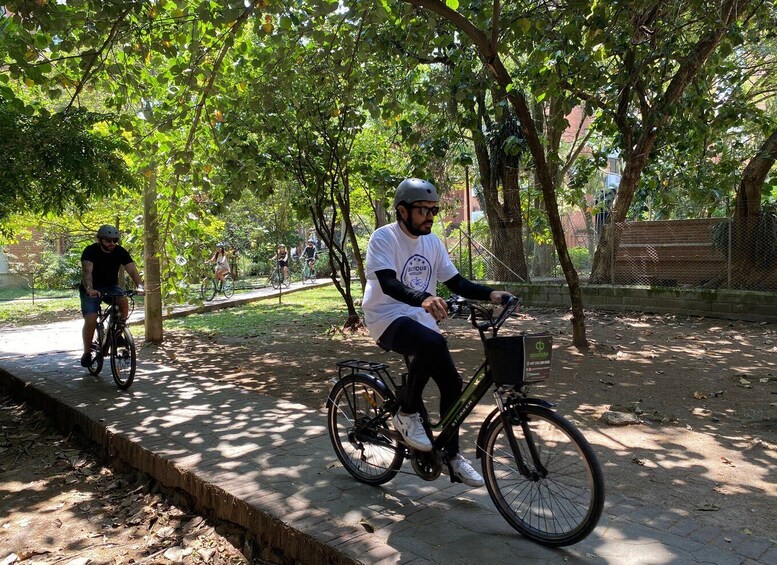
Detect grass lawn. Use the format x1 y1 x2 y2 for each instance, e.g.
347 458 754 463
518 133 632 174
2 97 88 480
162 285 357 338
0 283 358 331
0 288 81 326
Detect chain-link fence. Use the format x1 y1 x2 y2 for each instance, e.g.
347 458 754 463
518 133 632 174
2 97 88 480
446 214 777 292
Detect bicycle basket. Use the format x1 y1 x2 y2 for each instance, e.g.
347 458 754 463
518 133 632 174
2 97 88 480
484 333 553 385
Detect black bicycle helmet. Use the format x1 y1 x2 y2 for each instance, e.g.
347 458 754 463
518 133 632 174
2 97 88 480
96 225 120 239
393 178 440 209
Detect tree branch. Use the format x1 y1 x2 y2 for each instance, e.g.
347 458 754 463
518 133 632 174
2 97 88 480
65 6 134 112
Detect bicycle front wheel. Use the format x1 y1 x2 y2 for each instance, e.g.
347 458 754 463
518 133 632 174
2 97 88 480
327 375 404 485
110 327 136 390
201 278 216 301
270 271 281 290
481 405 604 546
222 274 234 298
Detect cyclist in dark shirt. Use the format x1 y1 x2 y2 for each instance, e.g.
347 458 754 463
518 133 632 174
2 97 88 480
302 239 318 276
79 225 144 367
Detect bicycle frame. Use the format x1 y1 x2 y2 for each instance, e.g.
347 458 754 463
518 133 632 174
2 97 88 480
360 298 551 461
96 300 120 341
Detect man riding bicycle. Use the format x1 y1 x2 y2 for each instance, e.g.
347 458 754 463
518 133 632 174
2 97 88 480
302 239 318 276
361 177 511 487
79 225 144 367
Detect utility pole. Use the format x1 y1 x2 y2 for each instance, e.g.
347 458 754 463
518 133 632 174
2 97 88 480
465 165 473 279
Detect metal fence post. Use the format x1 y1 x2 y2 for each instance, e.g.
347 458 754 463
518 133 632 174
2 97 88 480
465 165 473 279
727 216 732 289
610 224 616 286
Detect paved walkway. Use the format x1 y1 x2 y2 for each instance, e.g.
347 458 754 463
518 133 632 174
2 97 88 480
1 285 775 564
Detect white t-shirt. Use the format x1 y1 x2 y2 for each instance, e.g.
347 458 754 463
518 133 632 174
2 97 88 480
362 222 458 341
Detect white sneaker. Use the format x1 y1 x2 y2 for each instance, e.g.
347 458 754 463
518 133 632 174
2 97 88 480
392 411 432 452
449 454 484 487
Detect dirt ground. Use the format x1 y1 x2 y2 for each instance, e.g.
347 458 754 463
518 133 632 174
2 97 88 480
1 305 776 563
0 392 269 564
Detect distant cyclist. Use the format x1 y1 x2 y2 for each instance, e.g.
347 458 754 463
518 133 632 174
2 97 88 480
274 243 289 282
302 239 318 277
207 244 230 284
79 225 144 367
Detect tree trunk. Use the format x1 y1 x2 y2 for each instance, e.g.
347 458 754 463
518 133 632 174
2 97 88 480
731 128 777 283
472 111 528 282
404 0 588 346
308 178 361 326
589 140 655 283
144 164 163 344
491 165 528 281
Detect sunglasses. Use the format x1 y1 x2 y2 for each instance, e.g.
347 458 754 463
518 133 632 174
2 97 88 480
101 237 120 244
409 205 440 217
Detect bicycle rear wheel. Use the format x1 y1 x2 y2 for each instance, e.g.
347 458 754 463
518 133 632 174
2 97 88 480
110 327 136 390
481 405 604 546
222 274 235 298
327 375 404 485
201 278 216 301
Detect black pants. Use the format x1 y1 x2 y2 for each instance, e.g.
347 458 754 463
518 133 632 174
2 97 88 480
378 316 462 455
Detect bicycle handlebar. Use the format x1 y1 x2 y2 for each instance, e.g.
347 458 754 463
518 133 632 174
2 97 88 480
447 295 521 338
98 289 143 299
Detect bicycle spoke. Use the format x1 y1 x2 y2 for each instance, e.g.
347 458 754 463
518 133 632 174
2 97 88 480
482 406 604 546
327 375 403 485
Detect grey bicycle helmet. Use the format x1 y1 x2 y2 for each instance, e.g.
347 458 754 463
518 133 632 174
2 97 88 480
96 225 120 239
393 178 440 209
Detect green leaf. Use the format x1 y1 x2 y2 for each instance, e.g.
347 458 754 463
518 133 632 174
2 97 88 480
446 0 460 9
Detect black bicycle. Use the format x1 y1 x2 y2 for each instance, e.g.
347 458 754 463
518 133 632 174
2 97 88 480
326 297 605 546
86 290 140 390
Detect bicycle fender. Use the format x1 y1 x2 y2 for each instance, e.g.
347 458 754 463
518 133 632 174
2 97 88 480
475 398 555 459
325 372 393 408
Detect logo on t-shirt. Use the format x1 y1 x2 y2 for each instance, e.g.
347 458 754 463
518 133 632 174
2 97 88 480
402 254 432 292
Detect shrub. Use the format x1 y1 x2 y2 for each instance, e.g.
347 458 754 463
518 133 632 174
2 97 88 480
568 247 592 272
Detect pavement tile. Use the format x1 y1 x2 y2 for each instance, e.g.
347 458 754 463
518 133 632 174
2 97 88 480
688 524 726 544
732 537 775 560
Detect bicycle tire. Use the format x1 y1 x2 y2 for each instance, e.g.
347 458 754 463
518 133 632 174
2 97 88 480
110 327 136 390
88 329 104 376
201 278 216 301
88 348 103 376
222 274 235 298
327 374 404 485
283 274 292 288
481 404 604 546
270 271 281 290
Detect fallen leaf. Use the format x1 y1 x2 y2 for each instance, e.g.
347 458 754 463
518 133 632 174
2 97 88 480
693 391 706 399
721 456 735 466
696 503 720 511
